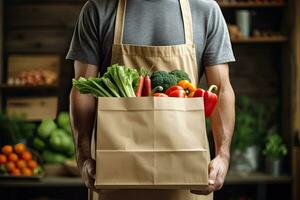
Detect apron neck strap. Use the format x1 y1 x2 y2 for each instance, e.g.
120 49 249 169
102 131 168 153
114 0 126 45
113 0 194 45
179 0 194 45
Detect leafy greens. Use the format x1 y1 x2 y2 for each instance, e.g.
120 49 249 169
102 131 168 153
72 64 139 97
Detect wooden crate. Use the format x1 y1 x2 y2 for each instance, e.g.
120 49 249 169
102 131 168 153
7 54 60 86
7 96 58 121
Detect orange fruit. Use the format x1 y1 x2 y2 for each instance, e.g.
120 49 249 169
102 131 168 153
2 145 13 155
16 159 27 169
21 167 32 176
6 162 16 172
8 153 18 162
21 151 32 161
27 160 37 169
0 154 7 164
14 143 26 155
11 168 21 176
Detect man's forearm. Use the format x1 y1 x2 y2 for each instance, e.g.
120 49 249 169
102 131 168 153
210 83 235 159
70 88 96 169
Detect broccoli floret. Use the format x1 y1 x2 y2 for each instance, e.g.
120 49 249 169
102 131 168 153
150 71 178 92
169 69 191 82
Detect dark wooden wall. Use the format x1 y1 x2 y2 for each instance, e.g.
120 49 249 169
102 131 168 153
0 0 3 84
0 0 4 109
3 0 282 110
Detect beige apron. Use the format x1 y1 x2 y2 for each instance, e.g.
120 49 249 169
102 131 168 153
90 0 212 199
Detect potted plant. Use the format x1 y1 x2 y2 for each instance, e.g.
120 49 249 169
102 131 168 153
263 133 287 176
231 96 275 173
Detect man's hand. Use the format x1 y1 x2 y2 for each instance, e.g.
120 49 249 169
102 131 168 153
191 155 229 195
81 158 116 194
81 158 96 191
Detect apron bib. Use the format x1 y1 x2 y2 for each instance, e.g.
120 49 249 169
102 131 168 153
111 0 198 86
90 0 212 199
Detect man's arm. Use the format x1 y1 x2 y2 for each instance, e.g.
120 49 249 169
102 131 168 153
208 63 235 159
69 60 98 190
192 64 235 195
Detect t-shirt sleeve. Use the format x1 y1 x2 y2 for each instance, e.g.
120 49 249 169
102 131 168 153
203 2 235 66
66 1 100 66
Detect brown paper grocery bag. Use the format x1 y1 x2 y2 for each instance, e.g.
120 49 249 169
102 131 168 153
95 97 209 189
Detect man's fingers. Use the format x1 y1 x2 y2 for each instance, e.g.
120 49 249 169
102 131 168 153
215 170 225 190
212 179 222 191
86 159 96 179
208 162 218 185
87 164 96 179
191 165 225 195
84 169 96 190
83 173 96 191
85 179 95 190
82 159 96 190
192 155 229 196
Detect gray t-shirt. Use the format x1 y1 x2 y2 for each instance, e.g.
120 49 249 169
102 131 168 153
66 0 235 77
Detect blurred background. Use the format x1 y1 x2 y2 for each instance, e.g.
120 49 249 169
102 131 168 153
0 0 300 199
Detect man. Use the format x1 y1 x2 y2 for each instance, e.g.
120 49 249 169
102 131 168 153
67 0 235 200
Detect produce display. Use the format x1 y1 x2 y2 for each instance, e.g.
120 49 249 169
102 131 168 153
0 112 36 146
31 112 75 164
73 64 219 117
7 69 57 86
0 143 43 177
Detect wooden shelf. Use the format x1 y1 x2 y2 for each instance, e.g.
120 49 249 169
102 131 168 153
231 36 288 43
0 84 58 92
219 1 285 8
0 85 58 98
226 172 292 185
0 176 84 187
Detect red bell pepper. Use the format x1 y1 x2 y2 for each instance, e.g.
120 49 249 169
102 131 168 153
169 89 186 98
203 85 218 117
165 86 184 96
165 86 186 97
193 88 205 97
190 85 218 117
